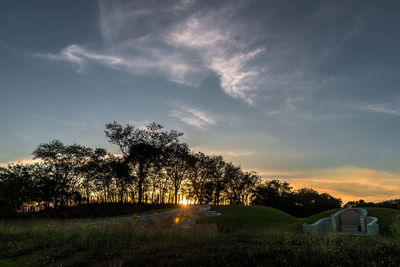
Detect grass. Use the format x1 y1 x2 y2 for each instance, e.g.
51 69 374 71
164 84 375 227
1 206 400 266
301 208 342 225
142 206 180 215
198 205 299 232
365 207 400 235
19 203 179 219
0 255 31 267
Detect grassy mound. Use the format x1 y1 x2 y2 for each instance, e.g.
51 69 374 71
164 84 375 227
198 205 299 232
301 208 342 224
199 206 400 236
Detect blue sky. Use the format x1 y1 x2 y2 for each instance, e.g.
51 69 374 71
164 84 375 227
1 0 400 202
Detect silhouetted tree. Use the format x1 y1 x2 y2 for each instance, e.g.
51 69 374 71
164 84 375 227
186 152 206 204
239 171 260 204
186 153 225 204
223 163 243 205
0 121 351 218
32 140 92 208
0 163 52 212
110 157 132 203
105 122 183 204
126 143 163 204
344 199 374 208
208 155 225 205
291 188 342 217
252 179 292 209
0 164 35 212
252 180 341 216
164 143 190 204
223 163 259 205
77 148 107 203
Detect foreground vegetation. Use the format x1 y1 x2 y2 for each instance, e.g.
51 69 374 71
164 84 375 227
2 223 400 266
2 206 400 266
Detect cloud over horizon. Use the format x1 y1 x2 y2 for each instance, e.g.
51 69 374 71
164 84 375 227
258 166 400 203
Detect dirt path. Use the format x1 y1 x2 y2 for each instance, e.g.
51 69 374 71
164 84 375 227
81 205 221 231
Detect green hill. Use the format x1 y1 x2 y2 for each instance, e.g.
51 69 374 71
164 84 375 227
301 208 342 224
200 205 400 235
198 205 299 232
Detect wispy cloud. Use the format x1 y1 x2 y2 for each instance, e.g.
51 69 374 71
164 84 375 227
36 45 200 85
165 9 266 104
16 131 33 142
169 104 216 130
360 104 400 116
36 0 369 106
191 146 254 157
36 45 125 73
173 0 197 12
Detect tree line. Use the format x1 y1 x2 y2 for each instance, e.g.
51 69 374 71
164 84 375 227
0 122 258 213
0 121 355 217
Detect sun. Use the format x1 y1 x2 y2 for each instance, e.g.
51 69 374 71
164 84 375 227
179 199 189 206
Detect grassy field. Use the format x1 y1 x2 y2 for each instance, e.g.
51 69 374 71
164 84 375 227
1 206 400 266
198 205 299 232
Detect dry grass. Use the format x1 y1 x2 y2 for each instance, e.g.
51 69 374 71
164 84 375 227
2 206 400 266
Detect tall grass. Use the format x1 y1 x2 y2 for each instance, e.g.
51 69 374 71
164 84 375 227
2 218 400 266
3 206 400 266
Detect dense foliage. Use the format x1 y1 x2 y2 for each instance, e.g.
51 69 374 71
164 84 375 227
0 122 261 216
2 121 394 218
344 199 400 210
251 180 342 217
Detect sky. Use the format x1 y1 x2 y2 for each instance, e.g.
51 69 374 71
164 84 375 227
1 0 400 203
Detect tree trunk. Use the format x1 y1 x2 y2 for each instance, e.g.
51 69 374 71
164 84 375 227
138 163 144 204
138 178 143 204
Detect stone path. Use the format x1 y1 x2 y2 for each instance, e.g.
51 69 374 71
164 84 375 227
81 205 221 232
